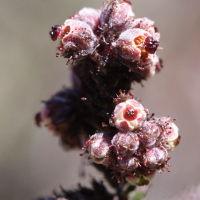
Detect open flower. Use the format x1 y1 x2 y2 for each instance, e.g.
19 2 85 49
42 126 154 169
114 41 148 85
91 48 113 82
50 19 98 59
112 98 147 131
61 19 97 57
112 28 159 67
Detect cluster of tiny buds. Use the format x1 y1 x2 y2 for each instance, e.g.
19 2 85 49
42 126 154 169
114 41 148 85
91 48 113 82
49 0 162 79
83 91 180 185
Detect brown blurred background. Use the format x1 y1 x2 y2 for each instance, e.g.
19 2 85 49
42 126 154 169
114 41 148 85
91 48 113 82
1 0 200 199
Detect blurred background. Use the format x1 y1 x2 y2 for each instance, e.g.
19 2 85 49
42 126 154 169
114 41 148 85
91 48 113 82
1 0 200 199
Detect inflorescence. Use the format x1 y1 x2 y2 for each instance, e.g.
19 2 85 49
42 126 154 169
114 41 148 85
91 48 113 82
83 91 180 185
36 0 180 188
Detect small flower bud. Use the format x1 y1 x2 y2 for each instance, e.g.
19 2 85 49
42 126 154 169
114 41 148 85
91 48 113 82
166 122 179 142
112 98 147 131
130 17 160 40
142 54 162 78
155 57 163 73
112 132 139 155
108 0 135 32
138 120 160 148
87 132 111 164
143 147 169 168
113 90 134 105
117 156 139 171
157 117 180 151
99 0 116 27
73 7 101 31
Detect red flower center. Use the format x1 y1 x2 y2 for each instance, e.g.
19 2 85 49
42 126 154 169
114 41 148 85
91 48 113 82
123 106 138 121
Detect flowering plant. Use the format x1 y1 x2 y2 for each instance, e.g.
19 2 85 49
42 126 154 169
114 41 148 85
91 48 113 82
35 0 180 199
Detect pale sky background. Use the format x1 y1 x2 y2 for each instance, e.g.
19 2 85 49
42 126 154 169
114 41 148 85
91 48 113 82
1 0 200 200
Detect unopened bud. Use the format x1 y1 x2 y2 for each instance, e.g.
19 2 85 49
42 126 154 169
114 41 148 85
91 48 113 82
73 7 101 31
143 54 162 78
109 1 134 32
130 17 160 41
157 117 180 151
112 132 139 154
143 147 169 168
117 156 139 171
87 132 111 164
139 121 160 148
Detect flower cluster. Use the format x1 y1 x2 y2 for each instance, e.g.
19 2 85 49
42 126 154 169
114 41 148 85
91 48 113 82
35 0 180 194
50 0 162 82
85 92 180 185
